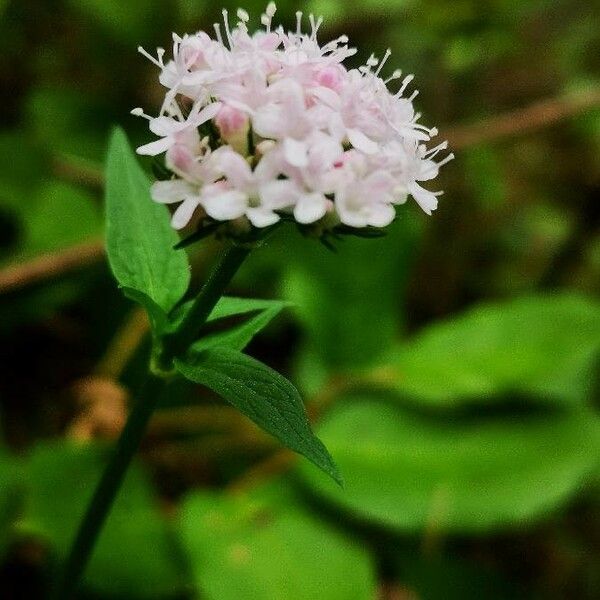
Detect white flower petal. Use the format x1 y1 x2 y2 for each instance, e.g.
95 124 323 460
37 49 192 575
202 190 248 221
151 180 195 204
136 137 174 156
246 207 280 228
408 182 439 215
367 203 395 227
253 105 286 139
190 101 222 126
216 150 253 189
347 129 379 154
310 86 341 110
259 179 299 210
171 196 200 230
283 137 308 167
294 193 328 224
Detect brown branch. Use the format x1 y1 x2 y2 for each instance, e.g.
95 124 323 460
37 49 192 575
52 156 104 189
0 238 105 294
94 307 149 380
445 88 600 150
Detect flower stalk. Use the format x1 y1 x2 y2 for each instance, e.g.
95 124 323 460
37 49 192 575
51 375 165 600
53 243 251 600
159 243 251 365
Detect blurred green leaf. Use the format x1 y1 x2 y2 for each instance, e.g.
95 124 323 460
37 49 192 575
105 127 190 313
283 215 422 371
1 179 102 265
24 441 186 598
0 131 47 214
24 87 109 162
174 347 342 484
66 0 166 44
25 181 102 256
179 488 376 600
299 396 600 533
389 294 600 406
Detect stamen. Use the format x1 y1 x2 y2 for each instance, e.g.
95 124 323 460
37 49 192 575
130 107 151 120
374 48 391 76
436 153 455 167
213 23 223 45
313 16 323 39
261 14 270 29
296 11 302 35
366 54 378 67
222 9 233 48
266 2 277 18
237 8 250 23
395 74 414 97
385 69 402 84
425 141 449 158
137 46 164 68
172 35 181 60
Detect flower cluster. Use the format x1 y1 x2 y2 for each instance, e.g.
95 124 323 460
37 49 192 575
133 4 453 231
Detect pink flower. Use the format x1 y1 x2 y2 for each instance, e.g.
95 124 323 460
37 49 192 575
134 4 452 230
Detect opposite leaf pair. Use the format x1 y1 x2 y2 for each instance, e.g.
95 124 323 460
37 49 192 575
105 127 341 484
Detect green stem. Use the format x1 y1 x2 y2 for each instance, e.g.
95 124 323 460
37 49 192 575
161 243 251 363
52 243 251 599
51 374 166 600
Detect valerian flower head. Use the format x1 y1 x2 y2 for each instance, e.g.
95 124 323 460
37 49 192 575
133 3 453 236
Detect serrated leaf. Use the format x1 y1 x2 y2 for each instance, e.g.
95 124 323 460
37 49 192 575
178 487 375 600
174 348 341 484
105 127 190 312
299 396 600 533
24 442 186 598
389 294 600 406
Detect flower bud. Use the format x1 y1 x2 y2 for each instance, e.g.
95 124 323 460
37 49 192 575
215 105 250 154
314 65 345 92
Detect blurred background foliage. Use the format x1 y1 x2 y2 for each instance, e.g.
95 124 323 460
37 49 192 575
1 0 600 598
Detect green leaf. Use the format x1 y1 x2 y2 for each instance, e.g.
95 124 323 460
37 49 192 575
16 180 102 260
208 296 290 322
66 0 167 43
283 215 422 371
389 294 600 406
105 127 190 313
24 442 186 598
192 300 289 353
174 348 342 485
122 287 168 335
298 396 600 533
179 488 376 600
